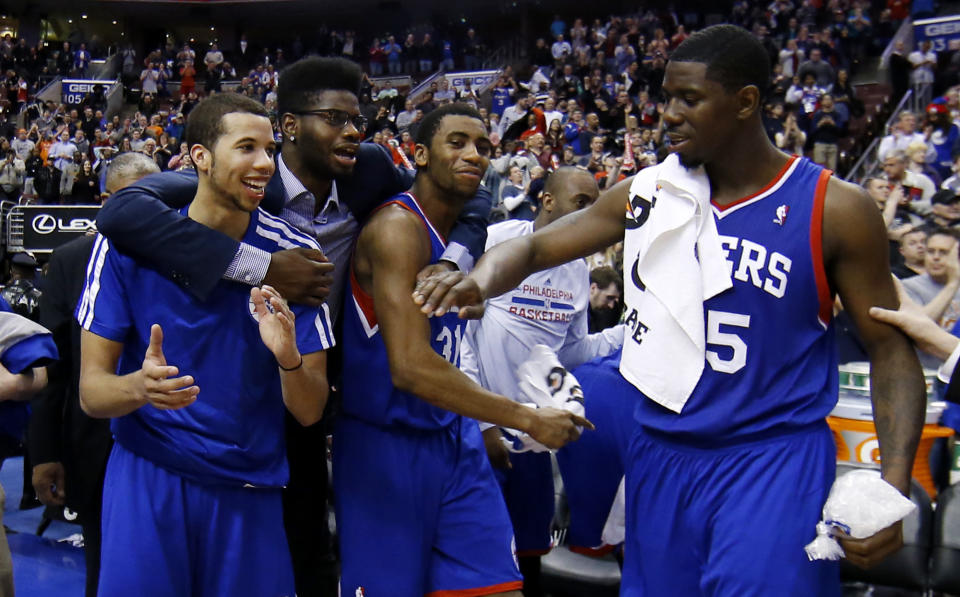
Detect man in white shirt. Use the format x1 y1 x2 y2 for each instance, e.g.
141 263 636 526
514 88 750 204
48 131 78 174
908 41 937 86
551 34 572 62
884 149 936 214
499 93 531 139
461 167 622 595
878 111 936 162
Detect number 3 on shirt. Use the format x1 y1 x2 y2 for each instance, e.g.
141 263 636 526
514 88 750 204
706 310 750 374
436 325 462 364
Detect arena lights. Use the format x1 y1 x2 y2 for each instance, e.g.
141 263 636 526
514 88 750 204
81 14 88 19
112 21 118 25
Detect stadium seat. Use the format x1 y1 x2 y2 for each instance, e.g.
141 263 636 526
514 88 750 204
838 464 932 590
930 483 960 592
541 457 621 596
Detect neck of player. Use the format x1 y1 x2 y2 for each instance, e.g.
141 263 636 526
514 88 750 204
281 146 334 209
409 176 468 239
190 182 251 241
706 124 790 207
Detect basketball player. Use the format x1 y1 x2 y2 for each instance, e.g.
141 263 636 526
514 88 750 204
414 25 925 595
459 166 622 595
77 94 333 596
334 103 590 597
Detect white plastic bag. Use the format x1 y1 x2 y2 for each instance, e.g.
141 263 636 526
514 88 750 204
500 345 585 453
804 469 916 561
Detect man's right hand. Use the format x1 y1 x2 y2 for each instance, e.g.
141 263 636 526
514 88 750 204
482 427 512 470
413 271 486 319
139 324 198 410
32 462 66 506
264 248 335 307
527 407 594 450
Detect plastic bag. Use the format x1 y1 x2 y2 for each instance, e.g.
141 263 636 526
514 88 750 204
804 469 916 561
500 345 585 453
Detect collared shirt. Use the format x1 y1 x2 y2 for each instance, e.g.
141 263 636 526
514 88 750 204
226 154 358 322
226 153 473 320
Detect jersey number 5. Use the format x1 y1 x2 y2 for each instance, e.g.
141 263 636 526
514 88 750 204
706 310 750 374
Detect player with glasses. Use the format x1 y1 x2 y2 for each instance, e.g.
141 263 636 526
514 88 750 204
294 109 369 133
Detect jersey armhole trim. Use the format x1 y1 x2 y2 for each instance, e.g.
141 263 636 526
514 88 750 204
810 168 833 328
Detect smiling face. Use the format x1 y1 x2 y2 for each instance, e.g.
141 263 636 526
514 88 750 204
661 61 743 169
192 111 276 213
414 114 491 200
286 90 362 179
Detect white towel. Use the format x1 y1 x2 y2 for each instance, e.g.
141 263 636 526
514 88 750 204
619 154 732 413
500 344 586 453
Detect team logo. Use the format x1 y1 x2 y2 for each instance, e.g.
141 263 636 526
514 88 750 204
773 204 789 226
355 588 366 597
625 193 656 230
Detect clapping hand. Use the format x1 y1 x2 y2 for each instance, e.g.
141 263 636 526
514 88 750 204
138 324 198 410
252 285 301 370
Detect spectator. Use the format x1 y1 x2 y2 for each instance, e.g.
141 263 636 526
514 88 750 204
74 43 91 78
203 43 224 70
893 227 928 279
140 63 160 96
779 38 805 78
0 150 24 200
809 94 847 171
797 48 836 89
907 140 943 187
927 102 960 180
902 229 960 367
884 149 936 215
463 28 483 70
588 266 622 333
70 160 99 205
878 111 933 161
383 35 402 75
10 129 33 162
943 154 960 194
909 41 937 87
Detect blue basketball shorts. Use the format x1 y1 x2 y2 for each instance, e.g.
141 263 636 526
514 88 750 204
493 448 555 555
97 443 294 597
620 420 841 597
556 353 635 554
333 414 523 597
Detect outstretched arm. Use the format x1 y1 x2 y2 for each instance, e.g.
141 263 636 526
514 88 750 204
824 177 925 568
358 206 591 449
414 176 631 318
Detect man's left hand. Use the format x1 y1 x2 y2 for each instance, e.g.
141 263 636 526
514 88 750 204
838 520 903 569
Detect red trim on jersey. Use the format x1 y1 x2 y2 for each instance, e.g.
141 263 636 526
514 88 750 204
426 580 524 597
371 195 447 246
810 168 833 326
711 155 798 211
569 544 617 558
350 265 377 329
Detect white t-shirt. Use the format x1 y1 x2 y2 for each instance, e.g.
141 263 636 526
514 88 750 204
460 219 622 403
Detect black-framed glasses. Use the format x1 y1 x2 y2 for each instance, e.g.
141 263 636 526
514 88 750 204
294 109 367 132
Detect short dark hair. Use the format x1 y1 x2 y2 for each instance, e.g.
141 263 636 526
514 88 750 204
927 226 958 243
414 102 485 147
590 266 622 292
276 57 362 116
184 93 268 150
670 24 771 99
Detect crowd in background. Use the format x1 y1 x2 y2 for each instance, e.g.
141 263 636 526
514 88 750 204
0 2 957 322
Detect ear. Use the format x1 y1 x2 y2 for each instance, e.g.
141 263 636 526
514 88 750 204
190 144 210 174
280 113 297 141
736 85 761 121
414 142 429 168
540 191 555 213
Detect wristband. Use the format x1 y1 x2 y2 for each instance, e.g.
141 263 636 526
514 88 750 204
279 356 303 372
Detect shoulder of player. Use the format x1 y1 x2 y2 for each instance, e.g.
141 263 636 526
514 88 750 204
822 174 886 259
360 202 431 257
252 208 321 251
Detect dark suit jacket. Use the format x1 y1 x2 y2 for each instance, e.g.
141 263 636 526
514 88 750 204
29 234 112 519
96 142 490 301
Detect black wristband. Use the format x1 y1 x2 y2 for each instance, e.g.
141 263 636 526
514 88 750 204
278 356 303 372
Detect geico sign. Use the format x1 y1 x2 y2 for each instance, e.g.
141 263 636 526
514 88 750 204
31 214 96 235
924 22 960 37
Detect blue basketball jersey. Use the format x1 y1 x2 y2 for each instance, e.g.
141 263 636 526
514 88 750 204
341 192 464 430
630 156 837 444
77 206 335 487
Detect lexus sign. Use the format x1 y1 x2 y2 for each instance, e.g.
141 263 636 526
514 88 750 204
19 206 100 252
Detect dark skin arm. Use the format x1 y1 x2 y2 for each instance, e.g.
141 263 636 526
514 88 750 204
414 176 631 317
823 177 925 568
357 205 592 448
